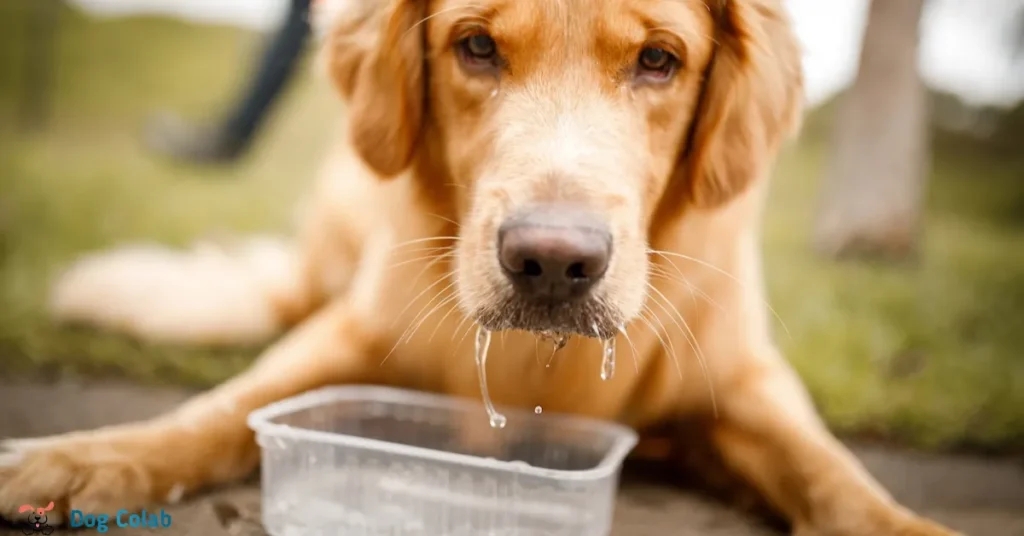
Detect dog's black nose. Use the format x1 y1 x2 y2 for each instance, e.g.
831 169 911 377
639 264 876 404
498 204 611 300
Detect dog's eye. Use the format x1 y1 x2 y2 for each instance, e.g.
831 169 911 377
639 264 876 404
457 33 500 72
466 34 496 58
636 46 678 82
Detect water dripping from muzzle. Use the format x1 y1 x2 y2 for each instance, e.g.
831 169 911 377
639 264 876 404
474 326 507 429
539 331 570 368
600 337 616 381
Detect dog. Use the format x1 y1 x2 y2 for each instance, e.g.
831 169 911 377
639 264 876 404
18 502 54 535
0 0 958 534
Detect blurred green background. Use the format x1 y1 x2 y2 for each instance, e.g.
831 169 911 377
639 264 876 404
1 2 1022 453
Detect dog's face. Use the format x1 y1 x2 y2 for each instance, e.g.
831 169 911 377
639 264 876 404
18 503 52 527
324 0 802 338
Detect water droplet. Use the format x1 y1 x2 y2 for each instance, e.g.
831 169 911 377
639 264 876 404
540 330 569 350
601 337 616 381
534 406 543 414
475 326 506 429
488 414 507 428
541 331 569 369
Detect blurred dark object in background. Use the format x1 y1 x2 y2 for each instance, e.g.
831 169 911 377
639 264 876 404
144 0 312 165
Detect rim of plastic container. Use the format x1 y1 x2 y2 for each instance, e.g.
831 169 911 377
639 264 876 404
247 385 639 482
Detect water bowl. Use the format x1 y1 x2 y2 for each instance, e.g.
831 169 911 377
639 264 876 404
247 385 639 536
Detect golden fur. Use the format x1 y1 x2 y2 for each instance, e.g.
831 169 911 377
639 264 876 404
1 0 957 534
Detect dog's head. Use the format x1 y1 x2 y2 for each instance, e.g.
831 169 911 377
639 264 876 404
322 0 802 338
19 502 53 526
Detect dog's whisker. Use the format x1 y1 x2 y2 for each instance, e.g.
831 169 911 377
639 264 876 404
389 250 454 276
650 270 724 317
456 315 479 350
386 274 455 335
648 261 728 316
382 281 458 367
641 300 680 360
635 311 671 373
393 242 454 254
646 282 702 358
451 312 472 343
389 236 461 253
386 255 448 272
392 244 456 257
424 212 462 229
640 302 684 381
403 286 459 344
618 325 641 374
645 283 697 353
408 250 457 290
635 305 677 379
647 264 699 311
386 248 455 270
399 280 460 345
426 295 465 343
403 292 461 350
648 249 791 339
647 282 718 418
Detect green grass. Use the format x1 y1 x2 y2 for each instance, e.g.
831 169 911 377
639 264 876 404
2 3 1023 451
765 143 1024 451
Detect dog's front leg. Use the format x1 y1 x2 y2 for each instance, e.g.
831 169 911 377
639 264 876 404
704 356 958 536
0 299 379 523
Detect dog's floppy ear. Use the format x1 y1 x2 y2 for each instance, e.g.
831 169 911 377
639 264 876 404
682 0 804 208
323 0 426 177
18 505 33 514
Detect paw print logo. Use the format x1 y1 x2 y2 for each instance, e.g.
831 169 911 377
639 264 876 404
18 502 55 535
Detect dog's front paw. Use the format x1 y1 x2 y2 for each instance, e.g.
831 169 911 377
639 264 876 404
0 430 179 525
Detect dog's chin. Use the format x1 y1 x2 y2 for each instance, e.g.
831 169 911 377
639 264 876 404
473 295 623 340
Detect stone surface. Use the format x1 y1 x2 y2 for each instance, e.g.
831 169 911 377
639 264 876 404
2 380 1023 535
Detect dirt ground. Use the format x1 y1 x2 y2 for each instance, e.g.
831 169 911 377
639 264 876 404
1 380 1023 536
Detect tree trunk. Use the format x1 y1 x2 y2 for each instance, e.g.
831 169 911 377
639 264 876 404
813 0 930 260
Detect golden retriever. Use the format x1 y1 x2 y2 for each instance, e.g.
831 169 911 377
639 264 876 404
1 0 957 534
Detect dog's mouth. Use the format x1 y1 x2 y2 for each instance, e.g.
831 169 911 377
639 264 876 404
474 294 622 340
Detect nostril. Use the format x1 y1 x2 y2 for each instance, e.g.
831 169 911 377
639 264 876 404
566 262 587 280
522 259 543 277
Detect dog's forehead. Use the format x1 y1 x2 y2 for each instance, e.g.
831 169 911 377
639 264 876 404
429 0 711 48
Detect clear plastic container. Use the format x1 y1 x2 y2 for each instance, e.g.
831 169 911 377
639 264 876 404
247 385 639 536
